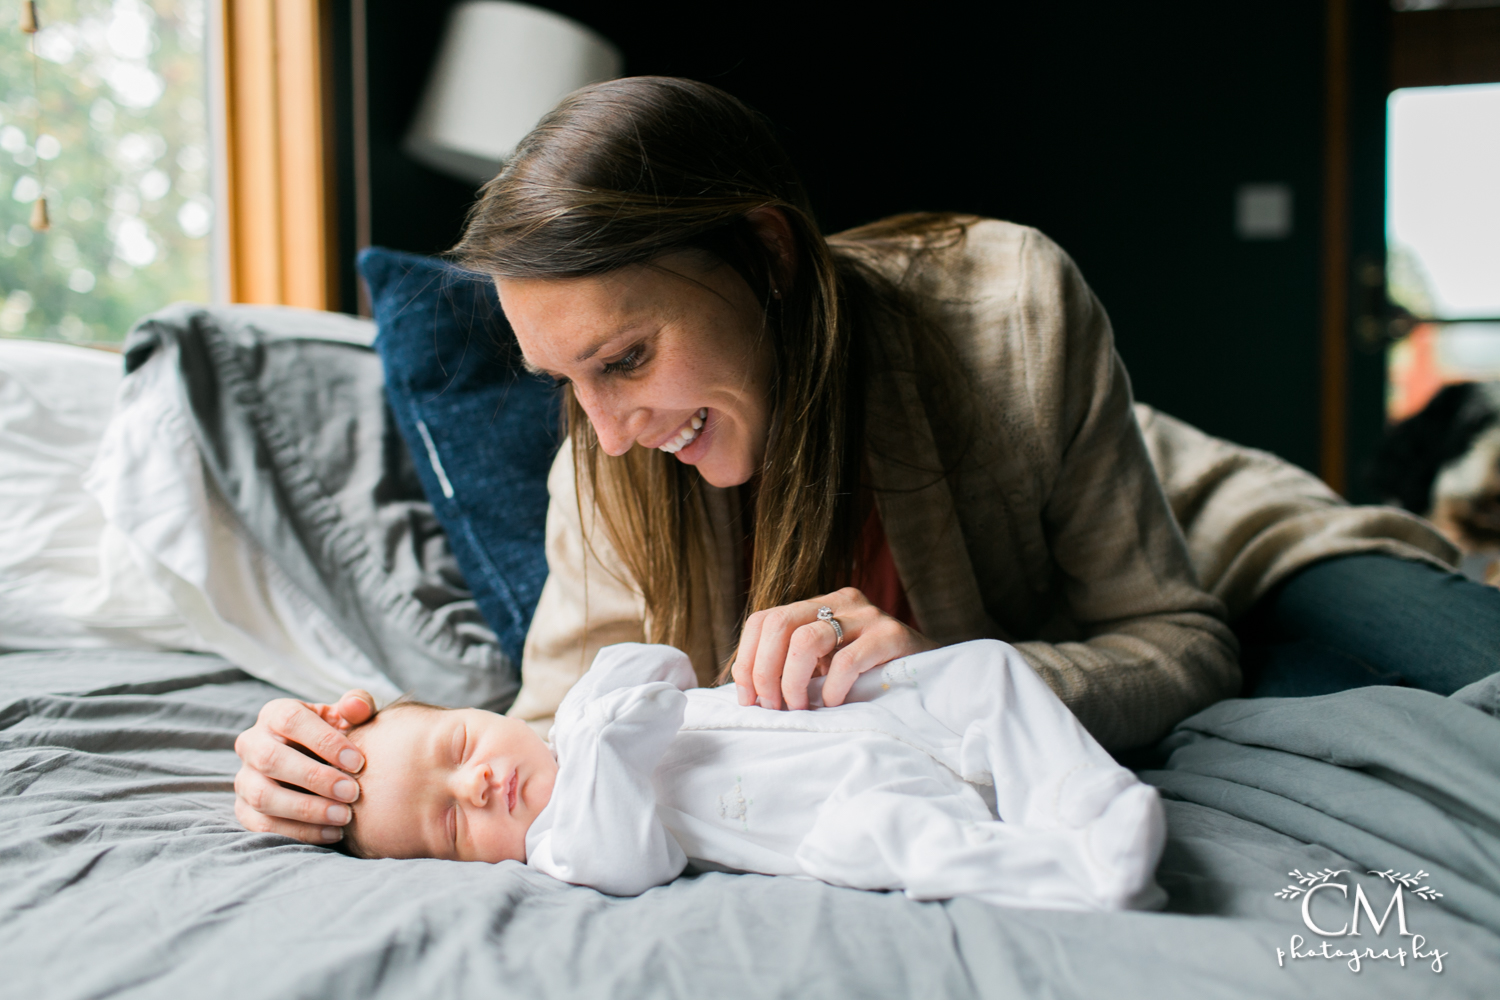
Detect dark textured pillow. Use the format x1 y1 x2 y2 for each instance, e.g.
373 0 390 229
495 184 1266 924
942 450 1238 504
359 247 562 671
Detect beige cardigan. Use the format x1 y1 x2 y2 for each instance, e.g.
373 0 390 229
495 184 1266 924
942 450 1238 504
511 220 1455 750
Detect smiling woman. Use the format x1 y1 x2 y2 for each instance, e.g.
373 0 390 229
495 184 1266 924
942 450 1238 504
451 76 1236 727
455 81 871 671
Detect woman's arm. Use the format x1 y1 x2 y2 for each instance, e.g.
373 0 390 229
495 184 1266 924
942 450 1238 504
508 437 650 736
995 227 1240 749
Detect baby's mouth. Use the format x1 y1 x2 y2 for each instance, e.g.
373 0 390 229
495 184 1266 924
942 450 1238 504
659 408 707 455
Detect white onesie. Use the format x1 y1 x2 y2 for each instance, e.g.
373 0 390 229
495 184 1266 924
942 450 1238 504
525 640 1167 911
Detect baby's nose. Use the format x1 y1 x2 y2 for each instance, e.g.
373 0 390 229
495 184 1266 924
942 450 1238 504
461 763 494 806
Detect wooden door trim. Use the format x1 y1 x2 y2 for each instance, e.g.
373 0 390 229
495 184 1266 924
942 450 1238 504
1320 0 1351 494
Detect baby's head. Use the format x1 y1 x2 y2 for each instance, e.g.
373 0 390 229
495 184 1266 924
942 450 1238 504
342 702 557 862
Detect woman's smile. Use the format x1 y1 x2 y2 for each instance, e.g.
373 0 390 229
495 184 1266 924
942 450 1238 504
657 408 708 455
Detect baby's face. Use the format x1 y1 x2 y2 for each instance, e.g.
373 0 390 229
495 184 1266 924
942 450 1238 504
350 707 557 862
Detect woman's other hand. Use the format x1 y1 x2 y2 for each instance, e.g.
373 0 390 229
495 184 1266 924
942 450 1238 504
731 587 938 711
232 690 376 844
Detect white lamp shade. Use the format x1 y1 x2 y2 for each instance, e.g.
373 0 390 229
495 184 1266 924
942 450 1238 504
403 1 622 185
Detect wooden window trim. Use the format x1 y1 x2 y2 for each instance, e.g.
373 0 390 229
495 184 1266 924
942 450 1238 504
219 0 338 309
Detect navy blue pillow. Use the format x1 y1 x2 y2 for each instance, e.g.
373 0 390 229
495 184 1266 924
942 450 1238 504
358 247 562 673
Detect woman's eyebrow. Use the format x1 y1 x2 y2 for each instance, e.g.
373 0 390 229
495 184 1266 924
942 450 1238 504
574 322 653 364
519 323 651 377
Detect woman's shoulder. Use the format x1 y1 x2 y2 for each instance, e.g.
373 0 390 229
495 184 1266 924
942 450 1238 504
848 215 1118 462
830 214 1077 300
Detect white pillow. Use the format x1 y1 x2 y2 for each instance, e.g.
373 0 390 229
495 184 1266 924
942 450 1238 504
0 339 199 651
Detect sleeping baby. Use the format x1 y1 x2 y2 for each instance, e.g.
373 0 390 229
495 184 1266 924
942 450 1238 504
340 639 1168 911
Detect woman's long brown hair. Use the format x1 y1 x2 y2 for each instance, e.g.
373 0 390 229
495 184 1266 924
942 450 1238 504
453 77 968 656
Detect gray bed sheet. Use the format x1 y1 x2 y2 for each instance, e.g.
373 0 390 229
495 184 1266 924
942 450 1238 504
2 649 1498 1000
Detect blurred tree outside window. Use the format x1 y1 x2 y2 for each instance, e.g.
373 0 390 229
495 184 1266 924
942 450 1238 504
1 0 211 345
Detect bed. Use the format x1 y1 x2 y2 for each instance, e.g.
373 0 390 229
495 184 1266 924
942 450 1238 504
3 278 1499 998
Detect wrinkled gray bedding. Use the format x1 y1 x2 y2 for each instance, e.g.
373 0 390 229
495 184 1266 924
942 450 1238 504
6 304 1496 996
124 303 517 711
3 648 1497 999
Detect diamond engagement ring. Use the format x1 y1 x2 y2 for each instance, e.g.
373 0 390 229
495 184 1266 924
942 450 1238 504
816 605 844 646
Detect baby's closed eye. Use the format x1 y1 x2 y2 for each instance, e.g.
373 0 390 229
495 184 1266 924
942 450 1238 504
450 722 467 765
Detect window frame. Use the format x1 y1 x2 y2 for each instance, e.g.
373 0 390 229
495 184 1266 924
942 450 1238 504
212 0 338 309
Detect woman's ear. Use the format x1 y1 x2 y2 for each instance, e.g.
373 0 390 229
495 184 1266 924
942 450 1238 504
746 207 797 293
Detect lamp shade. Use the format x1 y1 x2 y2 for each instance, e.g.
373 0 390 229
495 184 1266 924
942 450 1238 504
402 1 622 185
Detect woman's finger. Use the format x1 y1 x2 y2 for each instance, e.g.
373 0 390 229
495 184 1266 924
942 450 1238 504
234 796 345 845
311 690 376 731
750 600 823 710
781 619 839 710
260 698 366 774
821 622 935 707
334 689 376 727
234 725 362 806
731 612 767 706
235 763 355 829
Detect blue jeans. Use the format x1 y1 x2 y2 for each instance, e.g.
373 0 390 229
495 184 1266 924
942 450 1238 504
1237 553 1500 698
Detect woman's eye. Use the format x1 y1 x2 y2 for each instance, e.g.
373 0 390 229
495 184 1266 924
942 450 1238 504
601 345 645 375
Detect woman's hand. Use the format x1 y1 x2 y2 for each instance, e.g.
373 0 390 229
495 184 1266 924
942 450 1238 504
731 587 938 711
232 689 376 844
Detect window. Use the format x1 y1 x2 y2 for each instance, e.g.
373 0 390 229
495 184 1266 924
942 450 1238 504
1 0 211 345
1386 82 1500 420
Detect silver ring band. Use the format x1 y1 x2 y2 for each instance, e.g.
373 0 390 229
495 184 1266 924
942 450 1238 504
816 605 844 646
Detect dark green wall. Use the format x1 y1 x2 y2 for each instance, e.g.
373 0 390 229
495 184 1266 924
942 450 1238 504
338 1 1390 487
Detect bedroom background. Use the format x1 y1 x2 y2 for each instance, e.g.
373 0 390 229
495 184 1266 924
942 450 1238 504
3 0 1498 498
7 7 1500 995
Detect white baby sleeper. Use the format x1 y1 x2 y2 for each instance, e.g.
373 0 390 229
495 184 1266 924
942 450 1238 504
525 640 1167 911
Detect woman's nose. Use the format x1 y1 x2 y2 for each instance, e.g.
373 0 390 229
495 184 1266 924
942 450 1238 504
573 386 647 457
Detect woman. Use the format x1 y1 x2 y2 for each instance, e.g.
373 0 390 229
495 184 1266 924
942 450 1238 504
233 77 1487 847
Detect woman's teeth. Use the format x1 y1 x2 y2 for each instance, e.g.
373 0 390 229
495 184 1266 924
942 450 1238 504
660 409 707 454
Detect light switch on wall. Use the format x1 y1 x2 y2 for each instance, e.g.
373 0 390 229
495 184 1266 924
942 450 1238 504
1236 184 1293 240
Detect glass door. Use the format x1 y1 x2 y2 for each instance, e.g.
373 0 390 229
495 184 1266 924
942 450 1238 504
1385 83 1500 421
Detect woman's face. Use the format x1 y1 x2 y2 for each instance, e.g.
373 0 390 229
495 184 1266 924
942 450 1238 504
498 256 774 489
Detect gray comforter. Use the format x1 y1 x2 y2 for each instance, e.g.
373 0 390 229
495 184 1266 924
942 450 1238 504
3 648 1497 999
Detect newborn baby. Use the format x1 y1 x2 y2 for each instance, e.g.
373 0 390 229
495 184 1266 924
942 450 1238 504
343 639 1167 911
